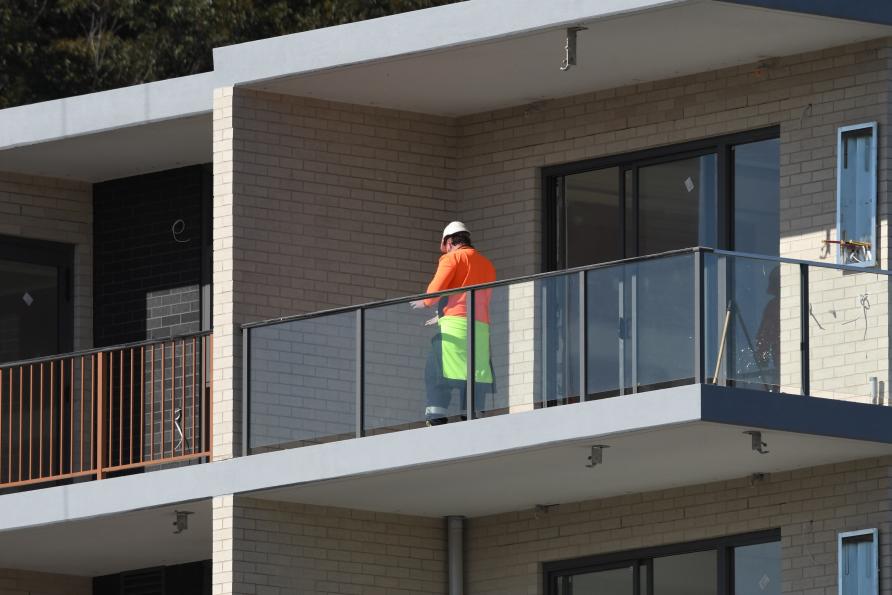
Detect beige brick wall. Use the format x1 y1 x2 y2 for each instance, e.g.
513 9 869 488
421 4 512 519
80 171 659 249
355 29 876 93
214 87 458 458
0 172 93 351
213 494 236 595
213 87 239 461
467 457 892 595
456 38 892 277
227 87 457 318
214 495 447 595
0 569 90 595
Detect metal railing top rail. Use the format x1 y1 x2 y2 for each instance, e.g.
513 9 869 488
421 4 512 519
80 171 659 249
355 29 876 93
711 248 890 275
242 246 706 331
0 330 213 370
244 245 891 332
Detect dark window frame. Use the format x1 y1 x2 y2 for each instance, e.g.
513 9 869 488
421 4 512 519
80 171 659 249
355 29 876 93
0 233 75 358
542 127 780 271
543 528 780 595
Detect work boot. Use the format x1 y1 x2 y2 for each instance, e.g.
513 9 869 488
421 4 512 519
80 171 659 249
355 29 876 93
425 417 448 427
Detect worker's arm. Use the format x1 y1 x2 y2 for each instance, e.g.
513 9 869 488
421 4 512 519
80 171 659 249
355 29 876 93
423 254 458 307
410 254 457 309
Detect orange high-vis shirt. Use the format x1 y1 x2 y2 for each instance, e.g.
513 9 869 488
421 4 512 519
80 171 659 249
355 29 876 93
424 246 496 323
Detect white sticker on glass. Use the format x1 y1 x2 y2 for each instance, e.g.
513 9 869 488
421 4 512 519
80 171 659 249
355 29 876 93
758 574 770 591
22 292 34 307
684 177 695 192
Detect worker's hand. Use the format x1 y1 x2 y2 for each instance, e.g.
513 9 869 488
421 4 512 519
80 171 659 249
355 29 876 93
410 300 426 309
424 315 439 327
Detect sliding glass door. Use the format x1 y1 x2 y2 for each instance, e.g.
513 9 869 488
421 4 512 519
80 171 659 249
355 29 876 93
543 129 779 399
547 531 780 595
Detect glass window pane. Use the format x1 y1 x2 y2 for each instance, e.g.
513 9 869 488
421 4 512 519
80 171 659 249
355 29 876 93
734 139 780 256
639 155 716 255
568 565 634 595
0 259 59 361
653 550 716 595
837 126 876 265
565 167 621 267
734 542 780 595
625 168 635 258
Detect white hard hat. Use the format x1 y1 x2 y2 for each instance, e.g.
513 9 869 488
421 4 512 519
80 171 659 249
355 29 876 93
442 221 469 240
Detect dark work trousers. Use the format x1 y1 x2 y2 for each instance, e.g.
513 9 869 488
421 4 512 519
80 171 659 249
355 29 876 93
424 332 493 422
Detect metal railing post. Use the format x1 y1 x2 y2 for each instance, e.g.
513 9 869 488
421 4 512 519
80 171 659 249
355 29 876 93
578 270 587 400
96 352 105 480
694 249 704 384
800 263 810 396
466 290 475 420
241 328 250 457
208 334 214 459
356 308 365 438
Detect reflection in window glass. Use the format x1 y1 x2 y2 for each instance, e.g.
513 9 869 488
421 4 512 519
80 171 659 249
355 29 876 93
734 139 780 256
568 565 633 595
625 168 635 258
653 550 716 595
734 542 780 595
726 259 781 392
638 155 716 255
565 167 621 267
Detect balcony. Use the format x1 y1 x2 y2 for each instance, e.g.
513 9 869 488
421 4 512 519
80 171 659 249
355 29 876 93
0 332 212 491
243 247 892 453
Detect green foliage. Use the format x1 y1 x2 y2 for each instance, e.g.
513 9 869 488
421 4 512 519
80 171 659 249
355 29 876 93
0 0 461 109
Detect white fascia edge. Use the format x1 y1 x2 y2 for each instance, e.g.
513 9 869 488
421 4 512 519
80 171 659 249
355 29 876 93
0 385 702 532
212 0 692 87
0 72 216 151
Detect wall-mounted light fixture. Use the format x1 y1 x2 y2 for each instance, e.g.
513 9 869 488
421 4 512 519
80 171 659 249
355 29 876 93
743 431 769 455
586 445 609 468
560 27 587 72
173 510 193 534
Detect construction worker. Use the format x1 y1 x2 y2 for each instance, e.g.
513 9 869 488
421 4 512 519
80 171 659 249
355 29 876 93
411 222 496 425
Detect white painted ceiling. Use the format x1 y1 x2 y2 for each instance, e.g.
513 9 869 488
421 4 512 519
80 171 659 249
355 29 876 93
0 500 211 577
0 114 211 182
252 2 892 116
253 421 892 518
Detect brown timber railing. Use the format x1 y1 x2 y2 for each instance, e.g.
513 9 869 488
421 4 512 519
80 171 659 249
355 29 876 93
0 332 212 489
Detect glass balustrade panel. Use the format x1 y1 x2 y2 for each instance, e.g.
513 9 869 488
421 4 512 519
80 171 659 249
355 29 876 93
704 254 801 394
364 294 469 431
808 265 888 404
586 264 623 398
248 313 356 452
632 253 695 391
